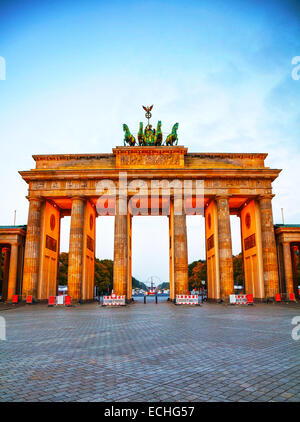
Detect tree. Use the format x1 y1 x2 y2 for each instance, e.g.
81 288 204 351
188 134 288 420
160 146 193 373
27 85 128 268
157 282 170 290
188 260 207 291
233 253 244 285
57 253 145 293
57 252 68 285
132 277 148 291
95 258 113 293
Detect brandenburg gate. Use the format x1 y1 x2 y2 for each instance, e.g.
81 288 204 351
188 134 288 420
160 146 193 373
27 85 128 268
17 137 283 303
2 108 294 304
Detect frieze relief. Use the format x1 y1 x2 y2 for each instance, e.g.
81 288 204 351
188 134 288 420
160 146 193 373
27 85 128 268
65 181 88 189
32 181 46 190
118 153 180 168
203 179 271 189
51 181 60 189
30 177 272 194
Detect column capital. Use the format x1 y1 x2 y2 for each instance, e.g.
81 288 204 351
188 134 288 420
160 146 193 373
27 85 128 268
258 194 275 201
26 196 44 203
70 196 86 202
215 194 230 201
8 241 20 247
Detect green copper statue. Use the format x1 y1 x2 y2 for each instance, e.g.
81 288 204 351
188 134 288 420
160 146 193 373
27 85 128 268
165 123 179 146
154 120 163 146
123 105 179 146
123 124 136 146
138 122 145 146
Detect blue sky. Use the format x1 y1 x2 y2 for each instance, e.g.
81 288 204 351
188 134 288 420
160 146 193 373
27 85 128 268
0 0 300 284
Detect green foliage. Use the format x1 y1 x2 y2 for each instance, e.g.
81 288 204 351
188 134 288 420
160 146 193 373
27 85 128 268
188 254 244 289
132 277 148 291
233 253 244 285
95 258 113 293
57 253 145 293
157 282 170 290
57 253 246 293
188 260 207 291
57 252 68 286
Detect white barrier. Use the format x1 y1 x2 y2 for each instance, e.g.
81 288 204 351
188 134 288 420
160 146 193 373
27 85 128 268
176 295 198 305
56 295 64 305
230 294 252 305
103 295 126 306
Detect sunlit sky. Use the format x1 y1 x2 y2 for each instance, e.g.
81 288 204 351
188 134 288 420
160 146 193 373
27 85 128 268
0 0 300 285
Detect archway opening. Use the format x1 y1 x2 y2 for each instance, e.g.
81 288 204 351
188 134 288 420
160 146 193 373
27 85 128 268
186 215 206 294
230 215 243 294
95 216 114 296
57 215 71 293
132 216 169 301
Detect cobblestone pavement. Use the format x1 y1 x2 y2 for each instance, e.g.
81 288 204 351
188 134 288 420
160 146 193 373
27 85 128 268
0 299 299 402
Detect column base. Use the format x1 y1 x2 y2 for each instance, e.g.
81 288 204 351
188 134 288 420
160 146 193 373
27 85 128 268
78 299 96 304
126 298 134 304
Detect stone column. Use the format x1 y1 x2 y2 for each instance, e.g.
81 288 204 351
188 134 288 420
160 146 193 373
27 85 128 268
7 243 19 301
127 212 132 301
173 196 188 295
1 247 10 301
282 242 294 295
68 197 85 301
22 197 43 300
113 195 128 296
258 194 279 298
169 200 175 301
291 245 299 299
216 195 234 299
0 246 2 296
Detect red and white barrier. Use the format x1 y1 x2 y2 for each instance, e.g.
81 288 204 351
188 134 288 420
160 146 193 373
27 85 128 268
275 293 281 302
176 295 198 305
12 295 18 304
26 295 33 304
48 296 71 306
275 293 297 302
246 294 254 304
48 296 56 306
103 295 126 306
230 294 253 305
65 295 72 307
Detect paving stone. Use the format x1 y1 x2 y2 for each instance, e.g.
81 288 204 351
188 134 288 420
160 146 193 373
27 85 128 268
0 300 299 402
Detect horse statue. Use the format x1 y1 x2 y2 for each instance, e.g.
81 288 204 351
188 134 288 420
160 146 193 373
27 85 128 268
123 124 136 146
137 122 145 146
154 120 163 146
165 123 179 146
